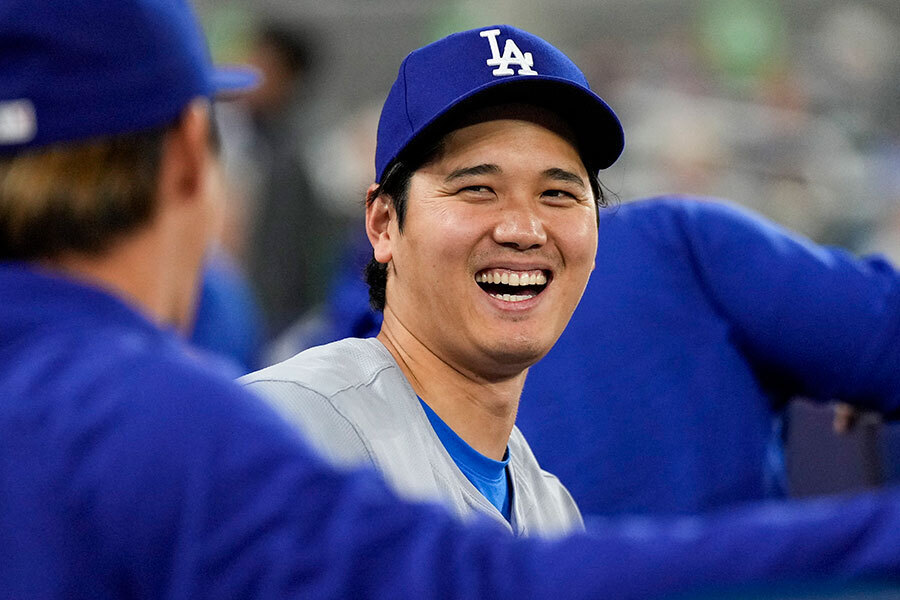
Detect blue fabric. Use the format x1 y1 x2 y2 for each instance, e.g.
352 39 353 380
190 249 265 374
516 197 900 516
420 399 511 519
375 24 623 180
5 262 900 597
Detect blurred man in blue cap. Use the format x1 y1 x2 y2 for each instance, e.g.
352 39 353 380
5 3 900 598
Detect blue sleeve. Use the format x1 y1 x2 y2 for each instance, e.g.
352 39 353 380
654 197 900 414
77 358 900 599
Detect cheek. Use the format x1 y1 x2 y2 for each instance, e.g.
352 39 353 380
405 206 484 268
560 211 599 270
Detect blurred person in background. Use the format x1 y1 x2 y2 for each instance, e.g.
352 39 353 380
189 247 266 373
516 195 900 518
218 21 350 339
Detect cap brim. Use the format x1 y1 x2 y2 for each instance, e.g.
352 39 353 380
210 66 261 98
398 76 625 174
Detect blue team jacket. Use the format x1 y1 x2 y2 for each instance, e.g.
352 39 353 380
3 262 900 598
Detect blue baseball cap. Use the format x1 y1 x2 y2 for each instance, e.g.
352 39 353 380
0 0 258 153
375 24 625 181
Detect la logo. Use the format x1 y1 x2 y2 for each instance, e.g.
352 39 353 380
479 29 538 76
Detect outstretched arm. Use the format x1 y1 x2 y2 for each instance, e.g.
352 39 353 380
663 197 900 414
87 364 900 599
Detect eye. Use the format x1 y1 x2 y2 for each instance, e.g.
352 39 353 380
541 189 581 205
457 184 496 200
460 185 493 193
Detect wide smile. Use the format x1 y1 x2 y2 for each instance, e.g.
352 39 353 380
474 268 551 303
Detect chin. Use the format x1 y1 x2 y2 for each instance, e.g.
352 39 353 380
481 338 549 373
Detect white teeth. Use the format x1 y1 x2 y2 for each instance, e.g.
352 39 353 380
475 269 549 287
490 293 531 302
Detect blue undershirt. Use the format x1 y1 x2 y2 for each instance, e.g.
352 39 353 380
419 399 511 520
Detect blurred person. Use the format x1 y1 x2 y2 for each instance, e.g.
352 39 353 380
262 102 382 366
8 5 900 598
516 195 900 516
220 20 347 338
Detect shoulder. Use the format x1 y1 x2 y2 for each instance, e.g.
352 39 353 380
239 338 410 468
598 196 807 277
85 336 296 448
241 337 395 398
11 323 315 502
600 195 771 239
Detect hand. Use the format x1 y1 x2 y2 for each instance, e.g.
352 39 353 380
832 403 881 434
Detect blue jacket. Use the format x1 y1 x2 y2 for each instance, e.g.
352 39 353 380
3 262 900 598
516 197 900 515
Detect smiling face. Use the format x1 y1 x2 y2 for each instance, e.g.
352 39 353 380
369 105 599 379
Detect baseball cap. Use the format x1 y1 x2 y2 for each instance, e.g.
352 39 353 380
375 24 625 182
0 0 258 153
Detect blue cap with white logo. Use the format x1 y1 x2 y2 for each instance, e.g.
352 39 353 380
0 0 257 153
375 24 625 181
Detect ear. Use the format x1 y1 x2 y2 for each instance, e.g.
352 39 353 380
365 182 394 264
156 99 213 210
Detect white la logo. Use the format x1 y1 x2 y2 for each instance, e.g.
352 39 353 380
479 29 538 77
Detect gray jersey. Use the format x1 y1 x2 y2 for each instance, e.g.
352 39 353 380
240 337 583 537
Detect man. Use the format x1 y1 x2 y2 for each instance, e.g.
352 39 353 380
241 25 626 536
4 4 900 598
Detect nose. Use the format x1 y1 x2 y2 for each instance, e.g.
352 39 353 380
492 203 547 251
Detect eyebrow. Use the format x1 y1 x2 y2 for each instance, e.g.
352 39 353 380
542 167 587 191
443 164 587 191
444 163 502 182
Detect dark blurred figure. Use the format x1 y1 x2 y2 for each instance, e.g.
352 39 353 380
224 22 347 338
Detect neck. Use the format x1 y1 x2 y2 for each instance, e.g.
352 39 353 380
377 308 526 461
47 222 188 332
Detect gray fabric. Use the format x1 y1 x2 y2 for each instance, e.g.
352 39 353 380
240 337 583 537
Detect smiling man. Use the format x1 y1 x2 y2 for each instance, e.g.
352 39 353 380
241 25 623 536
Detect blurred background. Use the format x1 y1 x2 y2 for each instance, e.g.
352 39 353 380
195 0 899 336
187 0 900 496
